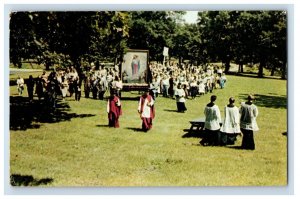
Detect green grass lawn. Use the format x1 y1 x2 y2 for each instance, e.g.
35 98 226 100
9 74 287 186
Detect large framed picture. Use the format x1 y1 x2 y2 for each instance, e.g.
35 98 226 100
121 49 149 83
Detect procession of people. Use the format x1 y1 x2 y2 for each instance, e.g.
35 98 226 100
16 61 258 150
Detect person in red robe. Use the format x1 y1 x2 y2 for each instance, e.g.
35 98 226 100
138 89 155 132
107 90 122 128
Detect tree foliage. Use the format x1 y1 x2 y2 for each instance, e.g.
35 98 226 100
196 11 287 78
9 11 287 78
10 11 130 69
127 11 179 61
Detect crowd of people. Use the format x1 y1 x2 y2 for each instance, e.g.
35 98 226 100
16 62 259 150
17 62 227 108
17 64 123 106
149 62 227 112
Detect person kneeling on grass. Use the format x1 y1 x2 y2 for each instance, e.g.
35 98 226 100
107 90 122 128
138 88 155 132
239 94 259 150
200 95 222 146
220 97 241 145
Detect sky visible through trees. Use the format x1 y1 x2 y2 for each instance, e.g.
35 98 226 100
182 11 198 24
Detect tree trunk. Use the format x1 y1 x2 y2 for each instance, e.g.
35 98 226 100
114 56 118 66
17 62 22 69
238 64 243 73
271 67 275 76
179 57 182 67
45 61 51 71
224 60 230 73
258 60 265 78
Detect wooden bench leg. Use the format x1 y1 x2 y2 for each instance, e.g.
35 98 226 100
189 124 195 133
189 124 203 132
196 125 202 131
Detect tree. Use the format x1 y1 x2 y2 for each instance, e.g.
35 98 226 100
171 24 191 66
240 11 287 78
10 12 39 68
10 11 130 70
10 11 287 78
196 11 287 77
127 11 180 61
204 11 240 73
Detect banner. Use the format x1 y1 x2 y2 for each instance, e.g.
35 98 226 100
163 47 169 57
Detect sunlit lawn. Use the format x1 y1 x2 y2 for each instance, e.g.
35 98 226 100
9 73 287 186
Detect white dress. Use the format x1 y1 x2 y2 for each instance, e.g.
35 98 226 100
220 106 241 133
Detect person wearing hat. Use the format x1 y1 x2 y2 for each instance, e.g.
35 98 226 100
239 94 259 150
138 88 155 132
107 89 122 128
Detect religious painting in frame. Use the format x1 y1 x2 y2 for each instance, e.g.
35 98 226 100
121 49 149 84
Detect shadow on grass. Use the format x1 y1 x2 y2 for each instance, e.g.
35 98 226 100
119 96 140 101
125 127 145 132
163 109 178 112
239 93 287 109
234 72 285 80
96 124 109 127
182 129 206 138
282 132 287 136
10 96 96 131
226 146 244 150
10 174 53 186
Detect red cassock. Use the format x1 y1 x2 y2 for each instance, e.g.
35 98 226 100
108 96 122 128
140 94 155 131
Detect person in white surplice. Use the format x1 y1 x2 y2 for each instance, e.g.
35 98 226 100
200 95 222 146
220 97 241 145
240 94 259 150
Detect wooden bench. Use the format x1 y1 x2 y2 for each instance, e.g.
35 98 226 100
189 117 206 132
189 117 223 133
